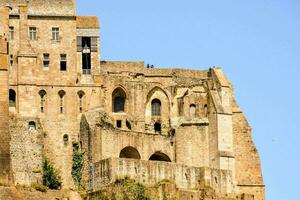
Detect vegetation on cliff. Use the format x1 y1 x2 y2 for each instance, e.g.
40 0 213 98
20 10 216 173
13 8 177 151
42 159 62 190
71 141 84 188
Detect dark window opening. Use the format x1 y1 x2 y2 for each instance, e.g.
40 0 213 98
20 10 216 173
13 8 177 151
39 90 47 113
63 134 69 144
58 90 66 114
119 146 141 159
112 88 126 113
9 89 16 107
151 99 161 116
82 37 91 74
78 91 85 113
116 120 122 128
126 120 132 130
149 152 171 162
154 122 161 133
43 53 50 68
60 54 67 71
28 121 36 130
9 54 13 67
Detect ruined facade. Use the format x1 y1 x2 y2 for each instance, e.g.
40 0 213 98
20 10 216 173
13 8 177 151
0 0 265 199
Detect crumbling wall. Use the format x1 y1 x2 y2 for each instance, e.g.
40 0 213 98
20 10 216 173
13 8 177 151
9 116 44 186
90 158 235 195
232 101 265 200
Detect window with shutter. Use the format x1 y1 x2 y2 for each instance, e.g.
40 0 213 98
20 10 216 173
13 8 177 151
77 36 82 52
91 37 98 52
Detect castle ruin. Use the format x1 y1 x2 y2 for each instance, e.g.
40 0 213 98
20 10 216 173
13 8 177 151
0 0 265 199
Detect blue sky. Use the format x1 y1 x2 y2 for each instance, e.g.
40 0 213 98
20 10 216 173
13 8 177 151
77 1 300 199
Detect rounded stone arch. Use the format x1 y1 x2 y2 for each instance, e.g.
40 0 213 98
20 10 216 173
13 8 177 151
119 146 141 159
149 151 171 162
112 86 128 113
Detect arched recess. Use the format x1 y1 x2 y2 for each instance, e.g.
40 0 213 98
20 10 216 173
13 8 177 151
119 146 141 159
189 104 196 118
39 89 47 113
112 87 127 113
9 89 16 107
145 86 170 124
77 90 85 113
58 90 66 114
149 151 171 162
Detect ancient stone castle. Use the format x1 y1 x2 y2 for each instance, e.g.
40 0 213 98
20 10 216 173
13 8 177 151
0 0 265 199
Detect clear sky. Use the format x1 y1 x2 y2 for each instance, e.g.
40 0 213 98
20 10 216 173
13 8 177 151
77 1 300 199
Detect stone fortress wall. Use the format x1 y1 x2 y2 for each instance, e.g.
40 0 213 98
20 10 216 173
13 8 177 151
0 0 265 199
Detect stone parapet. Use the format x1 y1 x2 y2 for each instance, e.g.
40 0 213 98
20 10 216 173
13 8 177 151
89 158 235 195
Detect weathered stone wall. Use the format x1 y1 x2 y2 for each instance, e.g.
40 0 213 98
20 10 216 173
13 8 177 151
232 102 265 200
0 1 264 199
0 0 76 16
175 121 209 168
0 6 12 185
90 158 234 195
9 116 43 185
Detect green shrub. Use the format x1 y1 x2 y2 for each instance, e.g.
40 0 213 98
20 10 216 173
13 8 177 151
42 158 62 190
71 141 84 187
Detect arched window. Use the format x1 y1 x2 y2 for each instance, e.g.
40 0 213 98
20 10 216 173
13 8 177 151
39 90 47 113
149 152 171 162
112 88 126 113
151 99 161 116
119 146 141 159
58 90 66 114
9 89 16 107
190 104 196 118
77 90 85 113
154 122 161 133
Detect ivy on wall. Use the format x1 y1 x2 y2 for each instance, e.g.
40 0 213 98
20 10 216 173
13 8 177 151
71 141 84 187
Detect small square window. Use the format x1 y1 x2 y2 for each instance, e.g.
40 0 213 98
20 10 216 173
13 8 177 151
29 27 37 40
116 120 122 128
60 54 67 71
52 27 60 41
43 53 50 68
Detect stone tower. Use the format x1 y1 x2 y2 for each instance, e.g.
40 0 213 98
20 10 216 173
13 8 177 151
0 5 12 185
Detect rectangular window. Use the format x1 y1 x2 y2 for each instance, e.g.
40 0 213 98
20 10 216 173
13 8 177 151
29 27 37 40
43 53 50 68
9 26 14 40
116 120 122 128
60 54 67 71
52 27 59 41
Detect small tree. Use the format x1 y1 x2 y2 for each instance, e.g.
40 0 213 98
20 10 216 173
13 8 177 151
42 159 62 190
